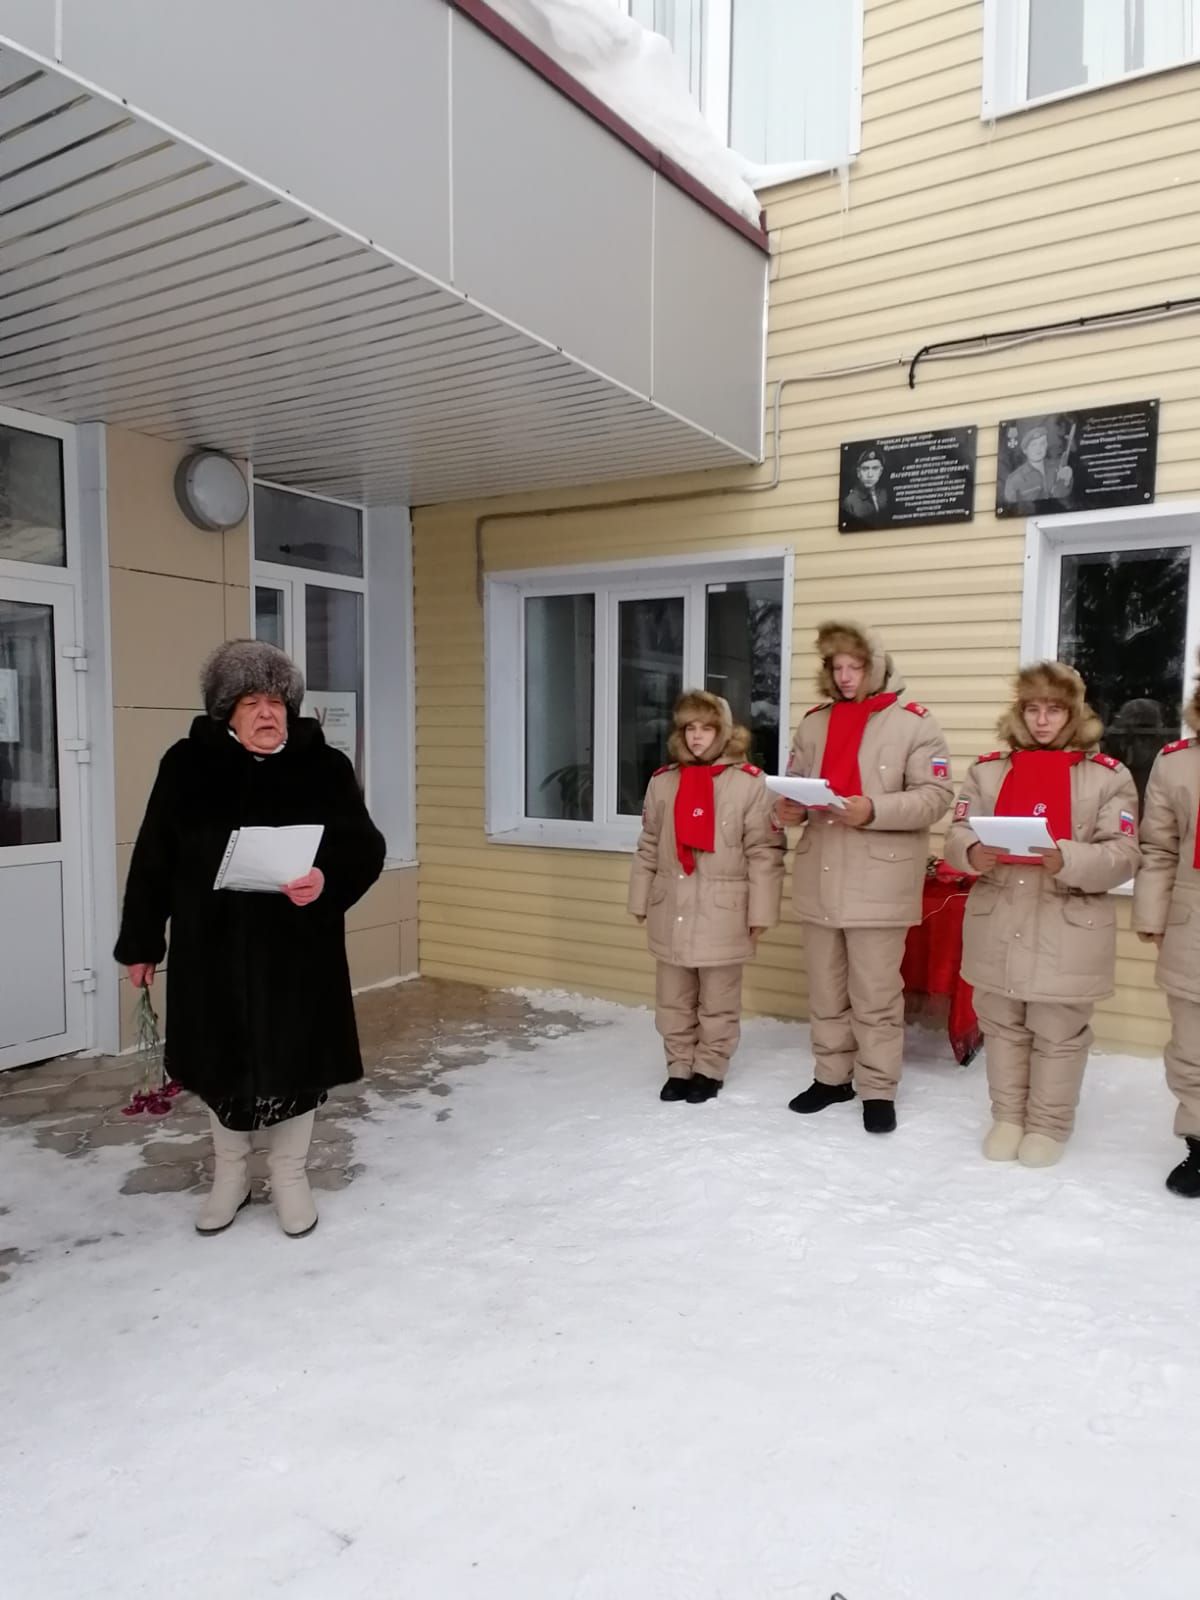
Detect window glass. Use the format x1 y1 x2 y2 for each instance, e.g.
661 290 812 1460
617 597 685 815
254 586 286 650
705 577 783 770
731 0 855 165
524 595 596 821
0 600 60 847
305 586 365 782
1057 546 1188 806
0 424 65 568
1028 0 1196 101
254 484 362 578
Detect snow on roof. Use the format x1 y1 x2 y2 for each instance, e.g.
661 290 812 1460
482 0 764 228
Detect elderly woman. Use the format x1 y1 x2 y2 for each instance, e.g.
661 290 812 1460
114 641 385 1237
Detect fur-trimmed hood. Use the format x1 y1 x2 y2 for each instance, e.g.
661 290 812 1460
667 689 750 765
201 639 305 722
814 619 902 701
997 660 1103 751
1185 652 1200 734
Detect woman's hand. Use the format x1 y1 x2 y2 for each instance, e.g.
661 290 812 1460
283 867 325 907
1137 930 1164 946
967 842 1001 874
127 963 157 988
1032 845 1064 875
775 799 807 827
750 926 765 946
830 795 874 829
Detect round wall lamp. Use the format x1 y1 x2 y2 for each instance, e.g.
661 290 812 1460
174 450 249 531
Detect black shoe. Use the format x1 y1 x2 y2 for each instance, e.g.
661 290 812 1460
685 1074 722 1104
787 1080 855 1114
1166 1136 1200 1197
862 1099 897 1135
659 1076 691 1102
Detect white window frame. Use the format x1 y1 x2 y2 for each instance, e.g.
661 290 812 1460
253 484 369 779
624 1 863 185
486 547 793 852
0 402 98 1060
983 0 1200 120
252 485 416 865
1021 500 1200 892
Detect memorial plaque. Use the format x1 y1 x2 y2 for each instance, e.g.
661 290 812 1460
839 427 976 533
996 400 1158 517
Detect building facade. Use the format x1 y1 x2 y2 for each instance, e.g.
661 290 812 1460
412 0 1200 1056
0 0 767 1067
3 0 1198 1068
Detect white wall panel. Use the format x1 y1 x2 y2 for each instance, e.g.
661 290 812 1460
452 17 655 400
58 0 454 281
0 0 55 59
652 180 766 456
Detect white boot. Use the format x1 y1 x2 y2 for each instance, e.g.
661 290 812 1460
982 1121 1024 1161
1018 1132 1066 1168
196 1111 252 1235
264 1111 318 1237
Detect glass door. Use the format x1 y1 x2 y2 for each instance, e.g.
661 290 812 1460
0 580 87 1068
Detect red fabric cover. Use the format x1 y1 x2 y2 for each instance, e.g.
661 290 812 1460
901 862 982 1066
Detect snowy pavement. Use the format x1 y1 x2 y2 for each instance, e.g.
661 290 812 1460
1 992 1195 1600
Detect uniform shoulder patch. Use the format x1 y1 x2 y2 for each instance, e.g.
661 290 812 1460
975 751 1007 765
903 701 929 717
1162 738 1193 756
1089 753 1121 770
740 763 763 776
803 702 828 718
651 763 676 777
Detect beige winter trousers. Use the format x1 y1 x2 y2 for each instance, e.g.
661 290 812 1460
1165 995 1200 1138
804 923 908 1101
655 962 743 1081
974 989 1094 1142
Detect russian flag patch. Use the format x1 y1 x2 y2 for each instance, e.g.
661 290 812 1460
932 757 949 778
1120 811 1135 836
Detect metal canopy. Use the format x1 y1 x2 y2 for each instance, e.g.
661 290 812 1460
0 46 752 506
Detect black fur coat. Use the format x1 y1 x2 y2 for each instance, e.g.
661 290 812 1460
114 715 386 1105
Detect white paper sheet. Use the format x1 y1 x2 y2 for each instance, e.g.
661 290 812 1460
764 775 847 810
213 825 324 893
968 815 1055 854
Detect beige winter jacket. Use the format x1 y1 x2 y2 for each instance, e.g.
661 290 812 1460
628 763 784 966
785 694 954 930
1132 737 1200 1001
944 752 1141 1003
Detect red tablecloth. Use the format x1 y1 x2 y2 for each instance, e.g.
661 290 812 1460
901 862 982 1066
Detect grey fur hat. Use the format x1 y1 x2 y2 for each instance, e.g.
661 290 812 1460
201 639 305 722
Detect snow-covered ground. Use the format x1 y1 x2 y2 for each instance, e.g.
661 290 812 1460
1 994 1194 1599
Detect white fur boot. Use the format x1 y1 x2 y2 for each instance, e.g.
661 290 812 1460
196 1111 252 1235
982 1121 1024 1161
264 1111 318 1237
1018 1132 1065 1168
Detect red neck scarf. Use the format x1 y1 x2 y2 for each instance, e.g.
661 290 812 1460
675 763 729 875
820 693 897 797
995 748 1083 863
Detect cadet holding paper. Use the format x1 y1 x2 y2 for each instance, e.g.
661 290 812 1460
944 663 1140 1168
773 622 953 1134
115 641 385 1238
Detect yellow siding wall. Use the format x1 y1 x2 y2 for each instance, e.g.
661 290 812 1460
414 0 1200 1052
